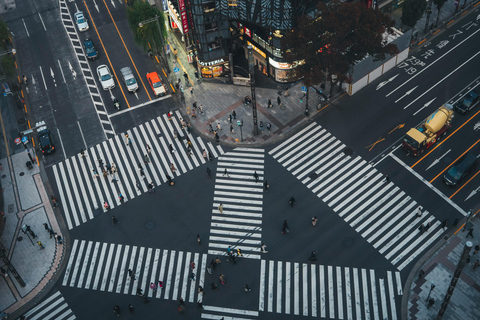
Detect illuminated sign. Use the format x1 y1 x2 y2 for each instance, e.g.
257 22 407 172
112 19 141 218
247 41 266 59
268 58 304 69
197 58 225 66
178 0 189 33
244 27 251 38
168 1 183 34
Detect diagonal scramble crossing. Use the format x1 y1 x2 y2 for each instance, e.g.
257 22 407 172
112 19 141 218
269 123 445 271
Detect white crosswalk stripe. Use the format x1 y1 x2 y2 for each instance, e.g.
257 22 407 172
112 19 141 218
21 290 76 320
269 123 445 271
208 148 265 259
259 260 402 319
50 112 224 229
62 239 207 302
201 305 259 320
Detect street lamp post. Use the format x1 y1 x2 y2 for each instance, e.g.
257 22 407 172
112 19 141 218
139 16 170 73
247 46 258 135
426 281 436 302
462 209 473 231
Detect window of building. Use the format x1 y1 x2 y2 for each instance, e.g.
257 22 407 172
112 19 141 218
202 1 215 13
205 21 218 31
228 0 237 6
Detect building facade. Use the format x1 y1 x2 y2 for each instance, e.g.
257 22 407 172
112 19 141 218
163 0 318 82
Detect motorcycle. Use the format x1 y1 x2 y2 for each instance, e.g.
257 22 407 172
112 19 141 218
111 95 120 110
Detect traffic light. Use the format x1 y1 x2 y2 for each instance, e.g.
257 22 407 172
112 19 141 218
300 97 303 103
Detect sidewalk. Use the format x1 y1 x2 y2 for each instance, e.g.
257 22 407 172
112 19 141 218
405 212 480 320
0 151 66 318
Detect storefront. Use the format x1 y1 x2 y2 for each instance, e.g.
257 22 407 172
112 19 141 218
268 58 300 83
197 57 230 78
246 41 268 76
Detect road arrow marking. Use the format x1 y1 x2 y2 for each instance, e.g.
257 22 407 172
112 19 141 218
58 60 66 83
110 0 116 8
50 67 57 87
426 149 451 171
93 0 99 12
68 61 77 80
388 123 405 134
474 121 480 131
395 86 418 103
376 74 399 90
413 97 437 116
465 186 480 201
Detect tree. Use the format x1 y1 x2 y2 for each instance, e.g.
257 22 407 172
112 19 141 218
125 1 166 53
401 0 427 28
282 0 399 94
433 0 448 26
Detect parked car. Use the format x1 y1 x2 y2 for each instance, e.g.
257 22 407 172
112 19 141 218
455 90 479 114
83 39 98 60
36 121 55 155
120 67 138 92
74 11 89 32
146 72 166 97
97 65 115 90
444 153 478 186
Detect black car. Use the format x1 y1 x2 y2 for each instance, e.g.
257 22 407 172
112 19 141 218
455 90 479 114
84 39 98 60
444 153 478 186
38 128 55 154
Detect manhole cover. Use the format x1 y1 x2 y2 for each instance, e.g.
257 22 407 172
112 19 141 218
93 209 102 217
376 268 387 279
145 221 155 230
8 204 13 213
17 236 23 242
342 237 355 248
309 172 319 180
343 148 353 156
19 172 25 176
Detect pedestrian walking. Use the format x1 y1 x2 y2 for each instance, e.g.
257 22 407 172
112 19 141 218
199 104 204 114
118 193 124 203
166 174 174 186
93 169 100 179
219 274 226 284
277 96 281 106
473 260 479 270
113 305 120 317
244 284 252 292
190 261 196 270
158 281 163 290
148 182 155 193
57 235 64 244
43 223 49 232
228 114 232 123
112 215 119 225
173 129 179 139
169 144 175 154
170 163 176 174
128 269 135 280
103 170 108 179
136 287 144 296
474 245 479 255
49 228 56 239
136 181 141 191
384 174 389 182
215 257 221 266
425 222 431 232
442 219 449 230
80 149 86 158
418 224 424 233
150 282 157 293
211 282 219 290
232 110 237 119
253 171 259 182
312 216 318 227
261 243 268 253
144 154 150 164
23 75 27 84
190 272 196 280
289 196 296 207
259 121 263 131
129 304 134 314
217 122 222 130
125 134 131 146
264 180 269 192
203 149 207 161
427 298 435 309
237 248 242 256
282 220 289 234
197 234 201 245
104 201 110 211
230 124 235 134
197 299 204 309
37 241 44 249
309 251 318 261
467 228 475 238
218 203 224 214
268 99 272 108
223 168 229 177
209 152 213 161
140 169 145 178
416 206 422 218
266 122 271 132
206 167 211 178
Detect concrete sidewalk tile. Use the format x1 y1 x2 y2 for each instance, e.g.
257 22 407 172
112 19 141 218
11 153 41 211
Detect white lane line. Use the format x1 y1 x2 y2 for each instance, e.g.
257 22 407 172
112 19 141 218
100 243 115 291
77 241 93 289
77 121 88 149
92 242 108 291
157 250 168 299
259 259 266 311
362 268 370 320
58 60 66 83
181 252 191 301
294 263 300 315
38 12 47 30
268 260 274 312
370 269 380 320
148 249 160 298
124 246 137 295
276 261 282 313
390 153 467 216
39 66 47 90
337 266 343 319
387 272 397 320
386 27 480 97
344 267 352 320
285 262 291 314
85 242 100 290
52 165 73 229
108 244 123 292
69 240 85 287
132 247 145 295
201 305 259 316
311 264 317 317
189 253 200 302
76 153 98 210
197 253 207 302
303 264 308 316
319 265 326 318
171 251 184 300
116 245 130 294
353 268 361 320
62 239 79 286
328 265 334 319
395 272 402 295
207 142 219 158
379 278 388 320
141 248 153 295
22 18 30 37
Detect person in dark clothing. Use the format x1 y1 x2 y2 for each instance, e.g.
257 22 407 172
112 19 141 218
289 196 296 207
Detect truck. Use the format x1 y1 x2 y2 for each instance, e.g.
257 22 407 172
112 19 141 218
402 104 454 156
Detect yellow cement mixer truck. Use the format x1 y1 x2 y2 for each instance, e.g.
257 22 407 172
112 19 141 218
402 104 454 156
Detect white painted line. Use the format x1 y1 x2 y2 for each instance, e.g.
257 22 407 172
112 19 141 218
22 18 30 37
344 267 352 320
299 141 344 181
181 252 191 301
198 253 207 302
390 153 467 216
269 122 318 156
141 248 153 296
85 242 100 290
328 265 334 319
370 269 380 320
189 253 199 302
359 190 403 236
59 161 80 227
202 305 259 316
76 153 98 210
353 268 361 320
294 263 299 315
157 250 168 299
132 247 145 295
285 262 291 314
311 264 317 317
171 251 183 300
277 261 283 313
268 260 274 312
396 227 444 271
148 249 160 297
376 207 419 252
108 138 136 199
116 245 130 294
109 95 172 118
77 241 93 289
303 264 308 316
387 272 397 320
362 268 371 320
395 272 402 296
319 265 325 318
259 259 266 311
52 165 73 229
38 12 47 30
336 266 343 319
124 246 137 295
92 242 108 291
379 278 388 320
100 243 115 291
62 239 79 286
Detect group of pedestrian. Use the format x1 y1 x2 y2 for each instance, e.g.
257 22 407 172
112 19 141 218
95 158 119 182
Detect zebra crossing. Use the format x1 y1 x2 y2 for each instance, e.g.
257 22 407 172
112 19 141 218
259 260 402 319
51 110 224 229
269 122 445 271
207 148 265 259
21 290 76 320
62 239 207 303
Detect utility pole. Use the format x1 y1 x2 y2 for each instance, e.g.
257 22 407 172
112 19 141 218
248 45 258 135
424 0 433 33
0 245 26 287
436 241 473 320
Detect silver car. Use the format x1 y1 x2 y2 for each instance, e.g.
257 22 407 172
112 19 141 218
120 67 138 92
97 65 115 91
74 12 89 32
